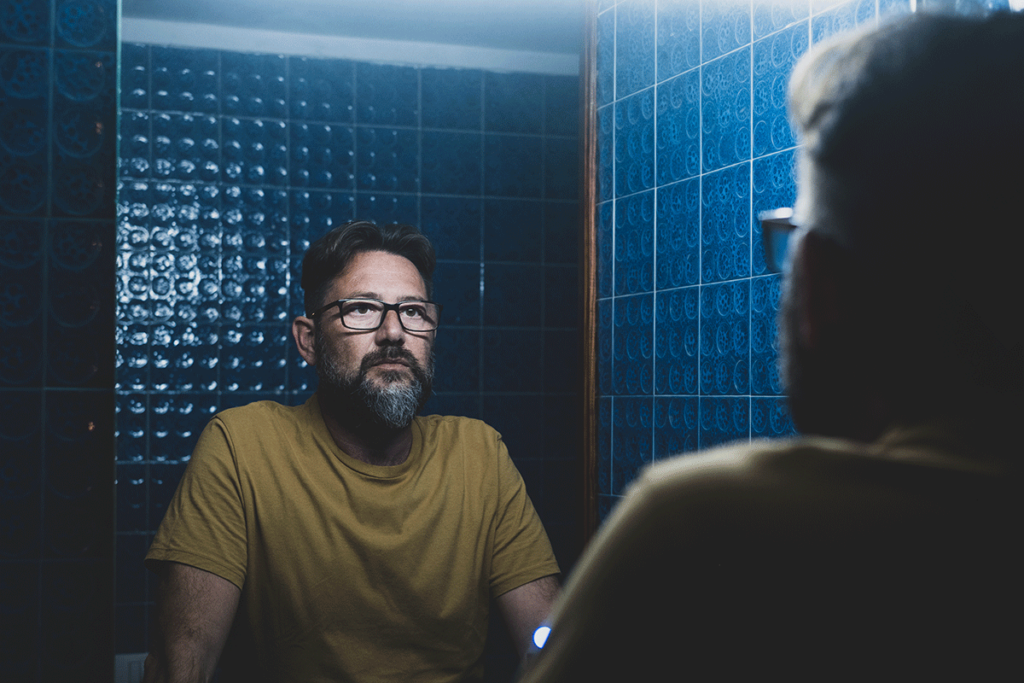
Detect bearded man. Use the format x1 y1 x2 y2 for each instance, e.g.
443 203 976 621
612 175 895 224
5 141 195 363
144 221 559 683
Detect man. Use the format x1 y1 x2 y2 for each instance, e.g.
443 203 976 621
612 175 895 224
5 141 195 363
144 221 560 682
521 12 1022 682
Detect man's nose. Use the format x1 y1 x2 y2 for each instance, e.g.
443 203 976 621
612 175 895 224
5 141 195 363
375 308 406 342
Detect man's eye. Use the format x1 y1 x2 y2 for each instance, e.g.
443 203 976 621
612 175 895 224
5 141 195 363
344 302 381 316
401 305 425 318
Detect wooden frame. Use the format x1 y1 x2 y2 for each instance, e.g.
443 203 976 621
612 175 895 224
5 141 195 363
578 0 599 544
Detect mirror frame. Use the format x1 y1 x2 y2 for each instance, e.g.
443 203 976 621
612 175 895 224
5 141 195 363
578 0 599 543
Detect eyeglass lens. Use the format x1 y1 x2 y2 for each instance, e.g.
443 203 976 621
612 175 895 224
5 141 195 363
340 300 440 331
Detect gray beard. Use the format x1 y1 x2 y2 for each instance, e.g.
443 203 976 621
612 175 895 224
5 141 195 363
314 328 433 431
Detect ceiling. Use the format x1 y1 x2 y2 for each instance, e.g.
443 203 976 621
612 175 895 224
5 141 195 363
122 0 585 55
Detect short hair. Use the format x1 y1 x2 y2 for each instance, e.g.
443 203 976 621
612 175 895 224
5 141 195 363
787 11 1023 409
300 221 436 315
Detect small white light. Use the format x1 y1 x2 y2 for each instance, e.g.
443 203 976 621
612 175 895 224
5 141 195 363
532 625 551 649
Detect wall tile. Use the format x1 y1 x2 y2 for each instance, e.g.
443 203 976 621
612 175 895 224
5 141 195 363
702 0 752 62
654 395 698 458
614 88 655 196
484 198 542 262
422 130 481 195
355 62 418 127
656 177 700 289
485 72 544 134
752 22 807 158
701 162 751 283
655 286 699 395
612 293 653 395
614 189 654 295
699 280 749 395
656 67 700 185
701 46 751 172
288 57 354 123
612 395 652 493
657 0 700 82
616 0 656 99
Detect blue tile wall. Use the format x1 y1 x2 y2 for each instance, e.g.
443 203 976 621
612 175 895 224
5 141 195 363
0 0 116 680
594 0 932 517
115 43 580 657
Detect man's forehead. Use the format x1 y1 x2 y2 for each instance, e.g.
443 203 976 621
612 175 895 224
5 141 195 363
328 250 427 298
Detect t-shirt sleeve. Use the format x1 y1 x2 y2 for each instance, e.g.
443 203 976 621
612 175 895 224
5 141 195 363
144 416 248 590
489 437 561 598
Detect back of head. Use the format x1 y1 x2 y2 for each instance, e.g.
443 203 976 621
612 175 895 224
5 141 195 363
300 221 436 315
788 11 1023 423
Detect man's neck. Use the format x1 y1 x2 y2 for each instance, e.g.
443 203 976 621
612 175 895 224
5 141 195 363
317 393 414 467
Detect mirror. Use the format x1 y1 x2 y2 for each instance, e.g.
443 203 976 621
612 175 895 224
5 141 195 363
114 0 588 677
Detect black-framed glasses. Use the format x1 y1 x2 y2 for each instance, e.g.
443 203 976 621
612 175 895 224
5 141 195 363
759 208 799 274
309 298 442 332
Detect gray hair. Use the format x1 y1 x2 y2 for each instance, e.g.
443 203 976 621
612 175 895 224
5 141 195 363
787 11 1023 406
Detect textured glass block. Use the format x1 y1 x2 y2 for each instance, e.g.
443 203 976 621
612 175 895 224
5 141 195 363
421 196 481 262
656 68 700 186
655 286 699 395
119 110 150 178
699 396 749 449
356 127 418 192
482 329 542 392
612 293 653 395
222 117 288 186
149 47 216 114
615 189 654 295
614 88 655 196
289 57 354 123
750 274 784 395
485 71 544 134
657 0 700 82
702 0 752 62
699 280 750 395
120 43 148 110
701 162 751 283
220 325 287 392
484 198 542 262
355 193 415 227
656 177 699 290
484 263 542 327
612 396 652 494
753 22 807 158
54 49 112 103
289 123 354 189
702 46 751 171
812 0 877 45
290 189 355 251
654 396 698 459
616 0 656 99
432 328 480 392
753 0 809 40
356 63 417 126
221 52 285 118
114 393 146 462
152 113 219 182
150 393 217 463
752 149 797 275
0 153 47 215
55 0 114 50
597 6 615 106
1 0 50 45
484 133 543 198
0 93 47 157
421 131 481 195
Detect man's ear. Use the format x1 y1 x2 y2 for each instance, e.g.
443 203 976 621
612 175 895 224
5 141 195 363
292 316 317 367
791 230 850 351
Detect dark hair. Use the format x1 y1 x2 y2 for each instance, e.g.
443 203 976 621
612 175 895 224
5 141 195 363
300 221 436 315
788 11 1023 415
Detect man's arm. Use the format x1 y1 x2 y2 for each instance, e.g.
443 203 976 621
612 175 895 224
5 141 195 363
144 562 241 683
496 574 561 659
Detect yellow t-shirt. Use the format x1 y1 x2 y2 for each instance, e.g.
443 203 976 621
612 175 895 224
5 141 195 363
146 395 559 682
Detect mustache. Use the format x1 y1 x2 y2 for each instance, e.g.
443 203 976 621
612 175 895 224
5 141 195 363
359 346 421 374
